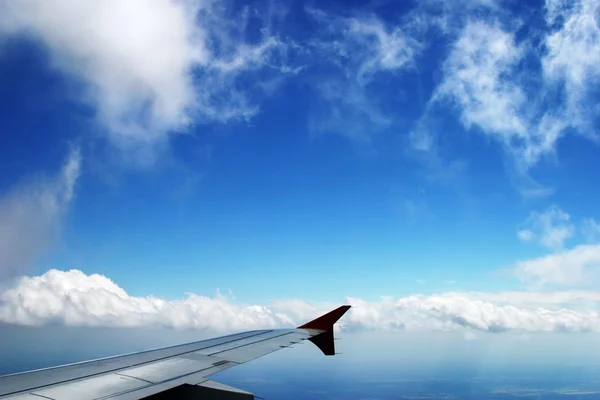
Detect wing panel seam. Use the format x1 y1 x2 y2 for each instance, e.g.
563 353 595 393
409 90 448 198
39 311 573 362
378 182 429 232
0 330 273 397
208 332 298 356
95 362 237 400
28 394 55 400
114 373 153 385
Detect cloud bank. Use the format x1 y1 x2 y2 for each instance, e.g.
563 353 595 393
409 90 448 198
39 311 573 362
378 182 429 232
0 149 80 282
2 269 600 333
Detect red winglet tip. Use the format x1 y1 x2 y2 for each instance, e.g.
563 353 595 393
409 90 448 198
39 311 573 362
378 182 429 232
297 305 351 330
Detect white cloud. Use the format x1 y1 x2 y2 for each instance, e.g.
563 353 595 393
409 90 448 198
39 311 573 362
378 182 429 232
542 0 600 138
308 80 392 142
0 0 289 166
0 269 294 331
462 290 600 309
517 229 535 242
306 9 420 139
438 20 525 130
513 244 600 287
435 21 547 167
431 9 600 173
0 149 80 282
517 205 574 250
582 218 600 243
307 9 420 85
3 269 600 333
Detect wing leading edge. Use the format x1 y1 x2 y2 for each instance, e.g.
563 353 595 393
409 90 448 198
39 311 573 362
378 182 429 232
0 305 351 400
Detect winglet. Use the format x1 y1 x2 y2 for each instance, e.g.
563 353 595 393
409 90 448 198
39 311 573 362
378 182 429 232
297 305 351 330
297 305 351 356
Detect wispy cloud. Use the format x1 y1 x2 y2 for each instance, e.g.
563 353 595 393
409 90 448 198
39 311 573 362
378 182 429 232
306 8 420 84
0 0 292 166
308 80 392 143
517 205 574 251
306 8 421 140
0 149 80 282
434 21 542 167
425 0 600 176
582 218 600 243
542 0 600 138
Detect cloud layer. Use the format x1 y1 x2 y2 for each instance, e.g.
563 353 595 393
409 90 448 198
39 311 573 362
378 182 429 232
0 149 80 282
2 269 600 333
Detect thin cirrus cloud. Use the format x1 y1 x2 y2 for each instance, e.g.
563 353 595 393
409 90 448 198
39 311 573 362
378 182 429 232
582 218 600 243
0 0 290 166
0 149 80 283
2 269 600 333
306 7 420 141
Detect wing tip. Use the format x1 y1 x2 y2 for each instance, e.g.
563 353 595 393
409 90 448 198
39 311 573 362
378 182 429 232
297 305 351 331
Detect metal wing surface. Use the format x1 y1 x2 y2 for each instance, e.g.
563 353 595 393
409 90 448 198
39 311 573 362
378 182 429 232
0 305 351 400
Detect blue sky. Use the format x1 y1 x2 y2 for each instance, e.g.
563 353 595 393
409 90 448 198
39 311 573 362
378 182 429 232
0 0 600 334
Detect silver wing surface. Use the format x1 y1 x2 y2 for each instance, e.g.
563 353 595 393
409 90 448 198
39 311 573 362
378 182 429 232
0 305 351 400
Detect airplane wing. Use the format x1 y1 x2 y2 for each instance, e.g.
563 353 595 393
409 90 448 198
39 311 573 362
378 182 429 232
0 305 351 400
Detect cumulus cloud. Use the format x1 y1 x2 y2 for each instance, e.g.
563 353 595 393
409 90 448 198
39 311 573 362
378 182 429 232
354 294 600 332
0 0 290 166
517 205 574 251
3 269 600 333
0 269 294 331
513 244 600 287
0 149 80 282
462 290 600 310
